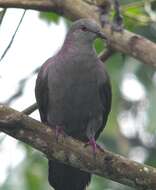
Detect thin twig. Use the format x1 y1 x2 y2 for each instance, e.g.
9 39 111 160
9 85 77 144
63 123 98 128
0 10 26 62
0 8 6 26
98 48 114 62
5 66 39 105
22 103 37 115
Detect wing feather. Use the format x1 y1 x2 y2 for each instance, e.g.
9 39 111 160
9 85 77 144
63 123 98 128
35 65 49 123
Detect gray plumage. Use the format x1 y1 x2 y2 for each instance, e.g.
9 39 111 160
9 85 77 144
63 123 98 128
35 19 111 190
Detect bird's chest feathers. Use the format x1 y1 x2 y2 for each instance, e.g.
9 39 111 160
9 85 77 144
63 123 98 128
49 60 102 118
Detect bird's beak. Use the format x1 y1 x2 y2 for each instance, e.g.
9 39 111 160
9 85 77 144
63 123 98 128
96 31 107 39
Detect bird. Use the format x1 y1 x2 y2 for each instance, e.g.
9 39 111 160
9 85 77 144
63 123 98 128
35 19 112 190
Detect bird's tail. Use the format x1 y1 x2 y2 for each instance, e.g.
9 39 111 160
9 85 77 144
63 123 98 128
48 160 91 190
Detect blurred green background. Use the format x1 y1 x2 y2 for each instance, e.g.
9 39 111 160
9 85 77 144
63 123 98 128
0 0 156 189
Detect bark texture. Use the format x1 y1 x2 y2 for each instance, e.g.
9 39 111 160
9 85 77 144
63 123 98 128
0 104 156 190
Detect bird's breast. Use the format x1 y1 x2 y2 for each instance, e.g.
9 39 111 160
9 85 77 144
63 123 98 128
47 62 103 126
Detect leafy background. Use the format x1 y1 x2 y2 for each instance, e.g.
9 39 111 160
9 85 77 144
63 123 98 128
0 0 156 189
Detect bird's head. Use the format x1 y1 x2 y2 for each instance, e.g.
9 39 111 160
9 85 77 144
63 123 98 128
67 19 106 44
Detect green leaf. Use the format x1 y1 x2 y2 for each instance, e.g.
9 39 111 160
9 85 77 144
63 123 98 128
39 12 60 24
122 1 151 28
94 38 105 54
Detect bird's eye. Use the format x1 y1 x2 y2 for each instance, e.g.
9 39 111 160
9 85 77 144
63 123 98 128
81 26 88 32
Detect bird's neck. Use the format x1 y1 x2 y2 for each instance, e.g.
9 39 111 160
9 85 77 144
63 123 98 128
61 34 95 56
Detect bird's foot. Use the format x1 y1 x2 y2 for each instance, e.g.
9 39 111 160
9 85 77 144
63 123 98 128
55 125 65 142
85 137 103 155
89 137 97 154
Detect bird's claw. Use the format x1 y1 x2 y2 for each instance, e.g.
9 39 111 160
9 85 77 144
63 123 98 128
85 137 103 156
89 137 97 154
55 125 65 142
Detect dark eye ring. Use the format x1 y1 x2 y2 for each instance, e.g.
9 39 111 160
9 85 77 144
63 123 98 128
81 26 88 32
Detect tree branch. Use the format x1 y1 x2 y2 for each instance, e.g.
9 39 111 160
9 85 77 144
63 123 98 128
0 0 156 66
22 103 37 115
0 104 156 189
99 48 115 62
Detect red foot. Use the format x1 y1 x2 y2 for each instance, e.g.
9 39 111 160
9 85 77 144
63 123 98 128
55 125 65 141
89 137 97 154
85 137 104 154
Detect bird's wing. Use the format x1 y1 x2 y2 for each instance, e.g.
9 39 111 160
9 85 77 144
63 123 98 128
35 63 49 123
100 80 112 125
95 81 111 139
95 65 112 139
